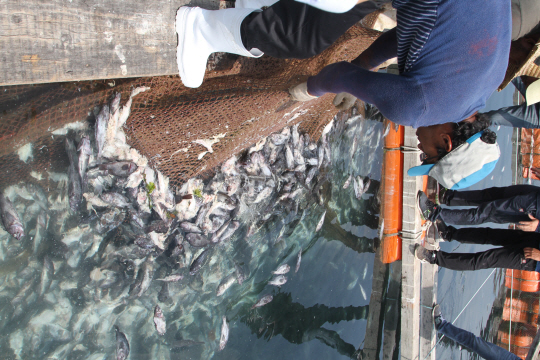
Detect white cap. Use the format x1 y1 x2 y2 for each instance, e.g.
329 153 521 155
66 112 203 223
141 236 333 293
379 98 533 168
294 0 357 13
407 131 500 190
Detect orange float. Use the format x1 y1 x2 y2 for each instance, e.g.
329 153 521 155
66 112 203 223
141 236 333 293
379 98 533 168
381 120 404 264
505 269 540 292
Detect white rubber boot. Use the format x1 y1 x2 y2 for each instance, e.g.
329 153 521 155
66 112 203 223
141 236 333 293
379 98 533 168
176 7 264 88
235 0 278 9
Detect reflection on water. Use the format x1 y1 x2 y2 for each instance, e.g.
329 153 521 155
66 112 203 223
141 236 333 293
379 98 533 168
0 103 391 359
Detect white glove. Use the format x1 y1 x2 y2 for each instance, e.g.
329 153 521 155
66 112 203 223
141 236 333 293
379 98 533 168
289 82 318 102
333 92 357 110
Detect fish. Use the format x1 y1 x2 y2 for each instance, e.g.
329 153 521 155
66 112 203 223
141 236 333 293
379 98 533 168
186 233 211 248
268 275 287 287
78 136 92 184
251 294 273 309
254 187 273 204
95 104 110 159
153 305 166 335
65 138 82 212
359 284 367 300
114 326 130 360
317 145 324 169
158 282 170 302
291 124 300 148
235 263 247 285
0 193 24 240
354 176 365 199
272 264 290 275
189 248 209 275
216 274 237 296
305 167 317 185
285 145 295 170
219 316 229 351
39 255 54 296
295 249 302 273
11 279 35 308
343 174 352 189
100 192 131 208
216 221 240 244
315 210 326 232
156 274 184 282
33 210 48 254
180 221 202 234
99 162 137 177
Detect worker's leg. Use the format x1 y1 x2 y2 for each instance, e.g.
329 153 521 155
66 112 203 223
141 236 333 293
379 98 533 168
444 184 540 206
240 0 386 59
448 227 540 246
438 192 538 226
437 320 521 360
434 246 537 271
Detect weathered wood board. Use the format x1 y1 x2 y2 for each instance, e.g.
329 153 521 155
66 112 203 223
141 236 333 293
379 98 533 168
0 0 218 85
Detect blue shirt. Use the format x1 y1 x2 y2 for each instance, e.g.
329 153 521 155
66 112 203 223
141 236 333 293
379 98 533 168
307 0 512 128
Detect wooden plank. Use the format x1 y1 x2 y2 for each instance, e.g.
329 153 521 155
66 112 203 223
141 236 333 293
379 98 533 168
0 0 219 85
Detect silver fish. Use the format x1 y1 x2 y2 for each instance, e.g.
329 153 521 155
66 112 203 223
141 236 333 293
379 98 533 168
354 176 365 199
180 221 202 234
291 124 300 148
305 167 317 185
156 274 184 282
272 264 290 275
33 210 48 254
189 248 209 275
343 174 352 189
217 274 237 296
218 221 240 243
39 255 54 296
65 138 82 212
295 249 302 273
95 104 110 159
78 136 92 183
270 134 288 146
186 233 211 248
317 145 324 169
316 210 326 232
285 145 295 170
115 326 130 360
235 263 247 285
153 305 166 335
100 192 131 208
254 187 273 204
251 294 273 309
306 157 318 166
268 274 287 287
0 193 24 240
293 149 305 165
219 316 229 351
99 162 138 177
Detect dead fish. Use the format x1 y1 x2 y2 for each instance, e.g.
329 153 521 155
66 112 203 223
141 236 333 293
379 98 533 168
0 193 24 240
254 187 273 204
317 145 324 169
235 263 247 285
130 260 154 298
272 264 290 275
65 138 82 212
268 275 287 287
158 282 169 302
99 162 138 177
78 136 92 184
354 176 365 199
251 294 273 309
189 248 209 275
114 326 130 360
39 256 54 297
180 221 202 234
363 175 371 194
186 233 211 248
156 274 184 282
285 145 295 170
95 104 110 159
33 210 48 254
295 249 302 273
100 192 131 208
342 174 352 189
217 221 240 244
291 124 300 148
153 305 166 335
217 274 237 296
305 167 317 185
315 210 326 232
219 316 229 351
135 236 155 250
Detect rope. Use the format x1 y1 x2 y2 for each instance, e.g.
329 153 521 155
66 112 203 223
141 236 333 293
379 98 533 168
420 268 497 360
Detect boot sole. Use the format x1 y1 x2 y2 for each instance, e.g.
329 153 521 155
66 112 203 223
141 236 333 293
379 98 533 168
416 191 429 222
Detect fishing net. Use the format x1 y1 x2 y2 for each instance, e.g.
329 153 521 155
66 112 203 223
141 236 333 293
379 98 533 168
0 24 381 190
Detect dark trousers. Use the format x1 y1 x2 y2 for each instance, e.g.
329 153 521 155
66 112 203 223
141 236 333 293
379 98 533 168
437 320 521 360
439 189 539 226
435 227 539 271
240 0 387 59
445 184 540 206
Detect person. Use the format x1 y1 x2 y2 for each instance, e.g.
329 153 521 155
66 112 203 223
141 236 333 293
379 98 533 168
417 186 540 232
415 227 540 273
432 304 521 360
175 0 506 189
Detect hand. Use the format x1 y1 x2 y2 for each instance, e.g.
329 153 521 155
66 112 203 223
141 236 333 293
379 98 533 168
531 167 540 178
333 92 357 110
289 82 318 102
515 213 539 232
524 247 540 261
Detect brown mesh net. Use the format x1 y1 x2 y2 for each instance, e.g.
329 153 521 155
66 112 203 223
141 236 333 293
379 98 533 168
0 25 380 190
